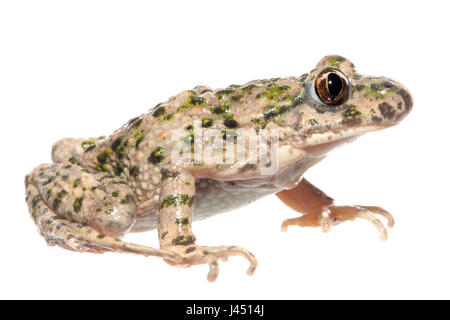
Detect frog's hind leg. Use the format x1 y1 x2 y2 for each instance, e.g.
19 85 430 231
25 181 98 252
25 163 176 260
276 178 394 241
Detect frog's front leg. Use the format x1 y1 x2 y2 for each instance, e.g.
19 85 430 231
158 168 257 282
277 178 395 241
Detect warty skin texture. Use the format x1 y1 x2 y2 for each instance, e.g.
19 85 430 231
25 55 412 281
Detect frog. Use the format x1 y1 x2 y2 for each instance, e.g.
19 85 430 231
24 55 413 282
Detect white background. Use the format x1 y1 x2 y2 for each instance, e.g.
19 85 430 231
1 0 449 299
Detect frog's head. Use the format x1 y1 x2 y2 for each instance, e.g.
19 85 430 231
299 55 412 149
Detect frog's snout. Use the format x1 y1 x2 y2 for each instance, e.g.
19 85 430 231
395 85 413 122
353 77 413 127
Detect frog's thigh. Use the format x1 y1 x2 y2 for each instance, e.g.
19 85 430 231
25 163 175 259
276 178 394 241
27 163 137 236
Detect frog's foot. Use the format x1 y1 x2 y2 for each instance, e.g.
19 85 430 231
281 205 394 241
277 178 395 241
163 245 258 282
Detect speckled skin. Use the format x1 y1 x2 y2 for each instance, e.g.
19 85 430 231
25 55 412 281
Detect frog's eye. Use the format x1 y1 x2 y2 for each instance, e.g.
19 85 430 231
314 68 350 106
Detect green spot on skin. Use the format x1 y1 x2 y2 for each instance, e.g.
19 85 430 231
231 94 243 102
73 197 84 213
114 162 125 176
129 166 140 178
211 101 232 118
241 84 258 94
97 148 113 163
163 113 176 121
97 234 106 239
96 163 110 172
91 185 106 193
116 145 126 159
188 95 207 106
342 105 363 124
68 157 78 165
112 190 120 197
308 119 319 127
172 234 196 245
201 118 214 128
263 104 289 120
215 88 235 100
61 175 69 182
152 105 166 118
44 176 55 185
256 83 291 101
327 55 345 68
135 130 146 148
81 141 96 152
46 188 53 199
160 194 194 208
368 82 398 99
175 216 189 225
32 194 42 209
73 178 81 188
148 147 166 165
251 117 267 128
111 136 124 152
129 118 143 130
224 118 238 129
178 95 208 112
52 190 68 211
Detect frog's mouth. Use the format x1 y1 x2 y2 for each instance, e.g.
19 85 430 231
302 124 392 156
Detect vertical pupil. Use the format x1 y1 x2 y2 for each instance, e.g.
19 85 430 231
327 73 342 99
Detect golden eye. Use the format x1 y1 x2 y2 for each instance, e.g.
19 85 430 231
314 68 350 106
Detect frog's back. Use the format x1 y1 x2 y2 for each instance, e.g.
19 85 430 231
145 76 305 134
